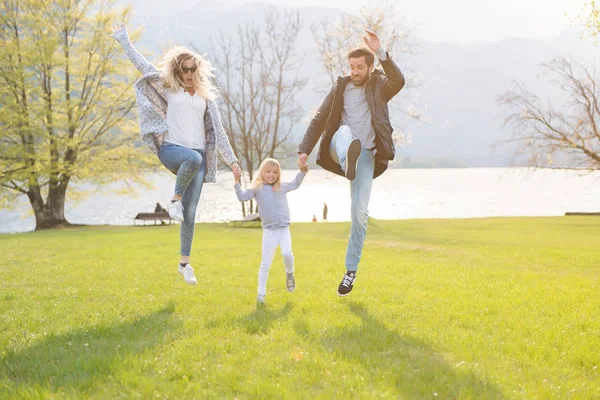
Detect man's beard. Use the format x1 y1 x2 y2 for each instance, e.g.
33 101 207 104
351 75 368 87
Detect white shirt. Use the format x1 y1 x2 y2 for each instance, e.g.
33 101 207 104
164 88 206 149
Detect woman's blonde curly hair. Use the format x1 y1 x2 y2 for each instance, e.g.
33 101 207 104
159 46 218 100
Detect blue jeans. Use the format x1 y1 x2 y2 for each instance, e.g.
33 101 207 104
158 142 206 257
330 125 375 272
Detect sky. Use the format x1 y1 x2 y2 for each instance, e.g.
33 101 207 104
221 0 586 44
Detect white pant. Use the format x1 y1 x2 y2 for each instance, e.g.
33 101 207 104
259 226 294 295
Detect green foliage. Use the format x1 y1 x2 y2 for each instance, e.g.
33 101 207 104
0 0 155 214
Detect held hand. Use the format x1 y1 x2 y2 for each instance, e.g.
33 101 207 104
363 29 381 52
231 163 242 182
297 153 308 169
300 164 308 174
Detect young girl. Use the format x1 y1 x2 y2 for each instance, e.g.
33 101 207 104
235 159 308 304
111 26 241 285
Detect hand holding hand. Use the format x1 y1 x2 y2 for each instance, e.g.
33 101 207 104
232 163 242 182
297 153 308 169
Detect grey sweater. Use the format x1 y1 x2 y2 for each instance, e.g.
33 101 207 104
235 172 306 229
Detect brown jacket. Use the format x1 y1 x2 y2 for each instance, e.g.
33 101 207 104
298 53 405 178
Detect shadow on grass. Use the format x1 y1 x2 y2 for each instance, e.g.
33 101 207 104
318 302 503 398
238 301 293 335
1 303 179 395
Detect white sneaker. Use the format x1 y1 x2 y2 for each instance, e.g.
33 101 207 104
177 264 197 285
167 200 184 222
256 294 266 304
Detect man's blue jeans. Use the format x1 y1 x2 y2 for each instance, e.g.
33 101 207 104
329 125 375 271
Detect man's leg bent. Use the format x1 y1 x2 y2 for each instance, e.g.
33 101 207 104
329 125 361 180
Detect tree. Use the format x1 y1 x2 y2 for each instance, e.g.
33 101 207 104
312 0 430 149
0 0 152 230
206 8 307 215
497 57 600 170
574 1 600 44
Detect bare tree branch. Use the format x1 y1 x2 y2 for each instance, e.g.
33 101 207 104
204 7 307 216
497 57 600 170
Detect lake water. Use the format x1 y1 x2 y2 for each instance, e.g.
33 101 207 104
1 168 599 234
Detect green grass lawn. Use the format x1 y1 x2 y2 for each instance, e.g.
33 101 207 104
1 217 599 399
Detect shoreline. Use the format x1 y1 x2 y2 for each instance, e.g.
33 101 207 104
3 214 599 235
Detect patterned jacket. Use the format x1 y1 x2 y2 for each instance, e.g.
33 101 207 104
113 28 237 183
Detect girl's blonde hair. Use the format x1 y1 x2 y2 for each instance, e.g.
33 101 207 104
159 46 218 100
253 158 282 191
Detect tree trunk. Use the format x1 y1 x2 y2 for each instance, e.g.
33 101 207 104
28 185 70 230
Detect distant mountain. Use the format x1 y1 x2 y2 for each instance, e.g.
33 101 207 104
403 29 600 166
115 1 600 167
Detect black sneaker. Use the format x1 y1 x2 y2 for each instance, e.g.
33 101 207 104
337 271 356 296
345 139 361 180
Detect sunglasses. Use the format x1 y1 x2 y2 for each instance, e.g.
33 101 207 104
179 66 197 74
